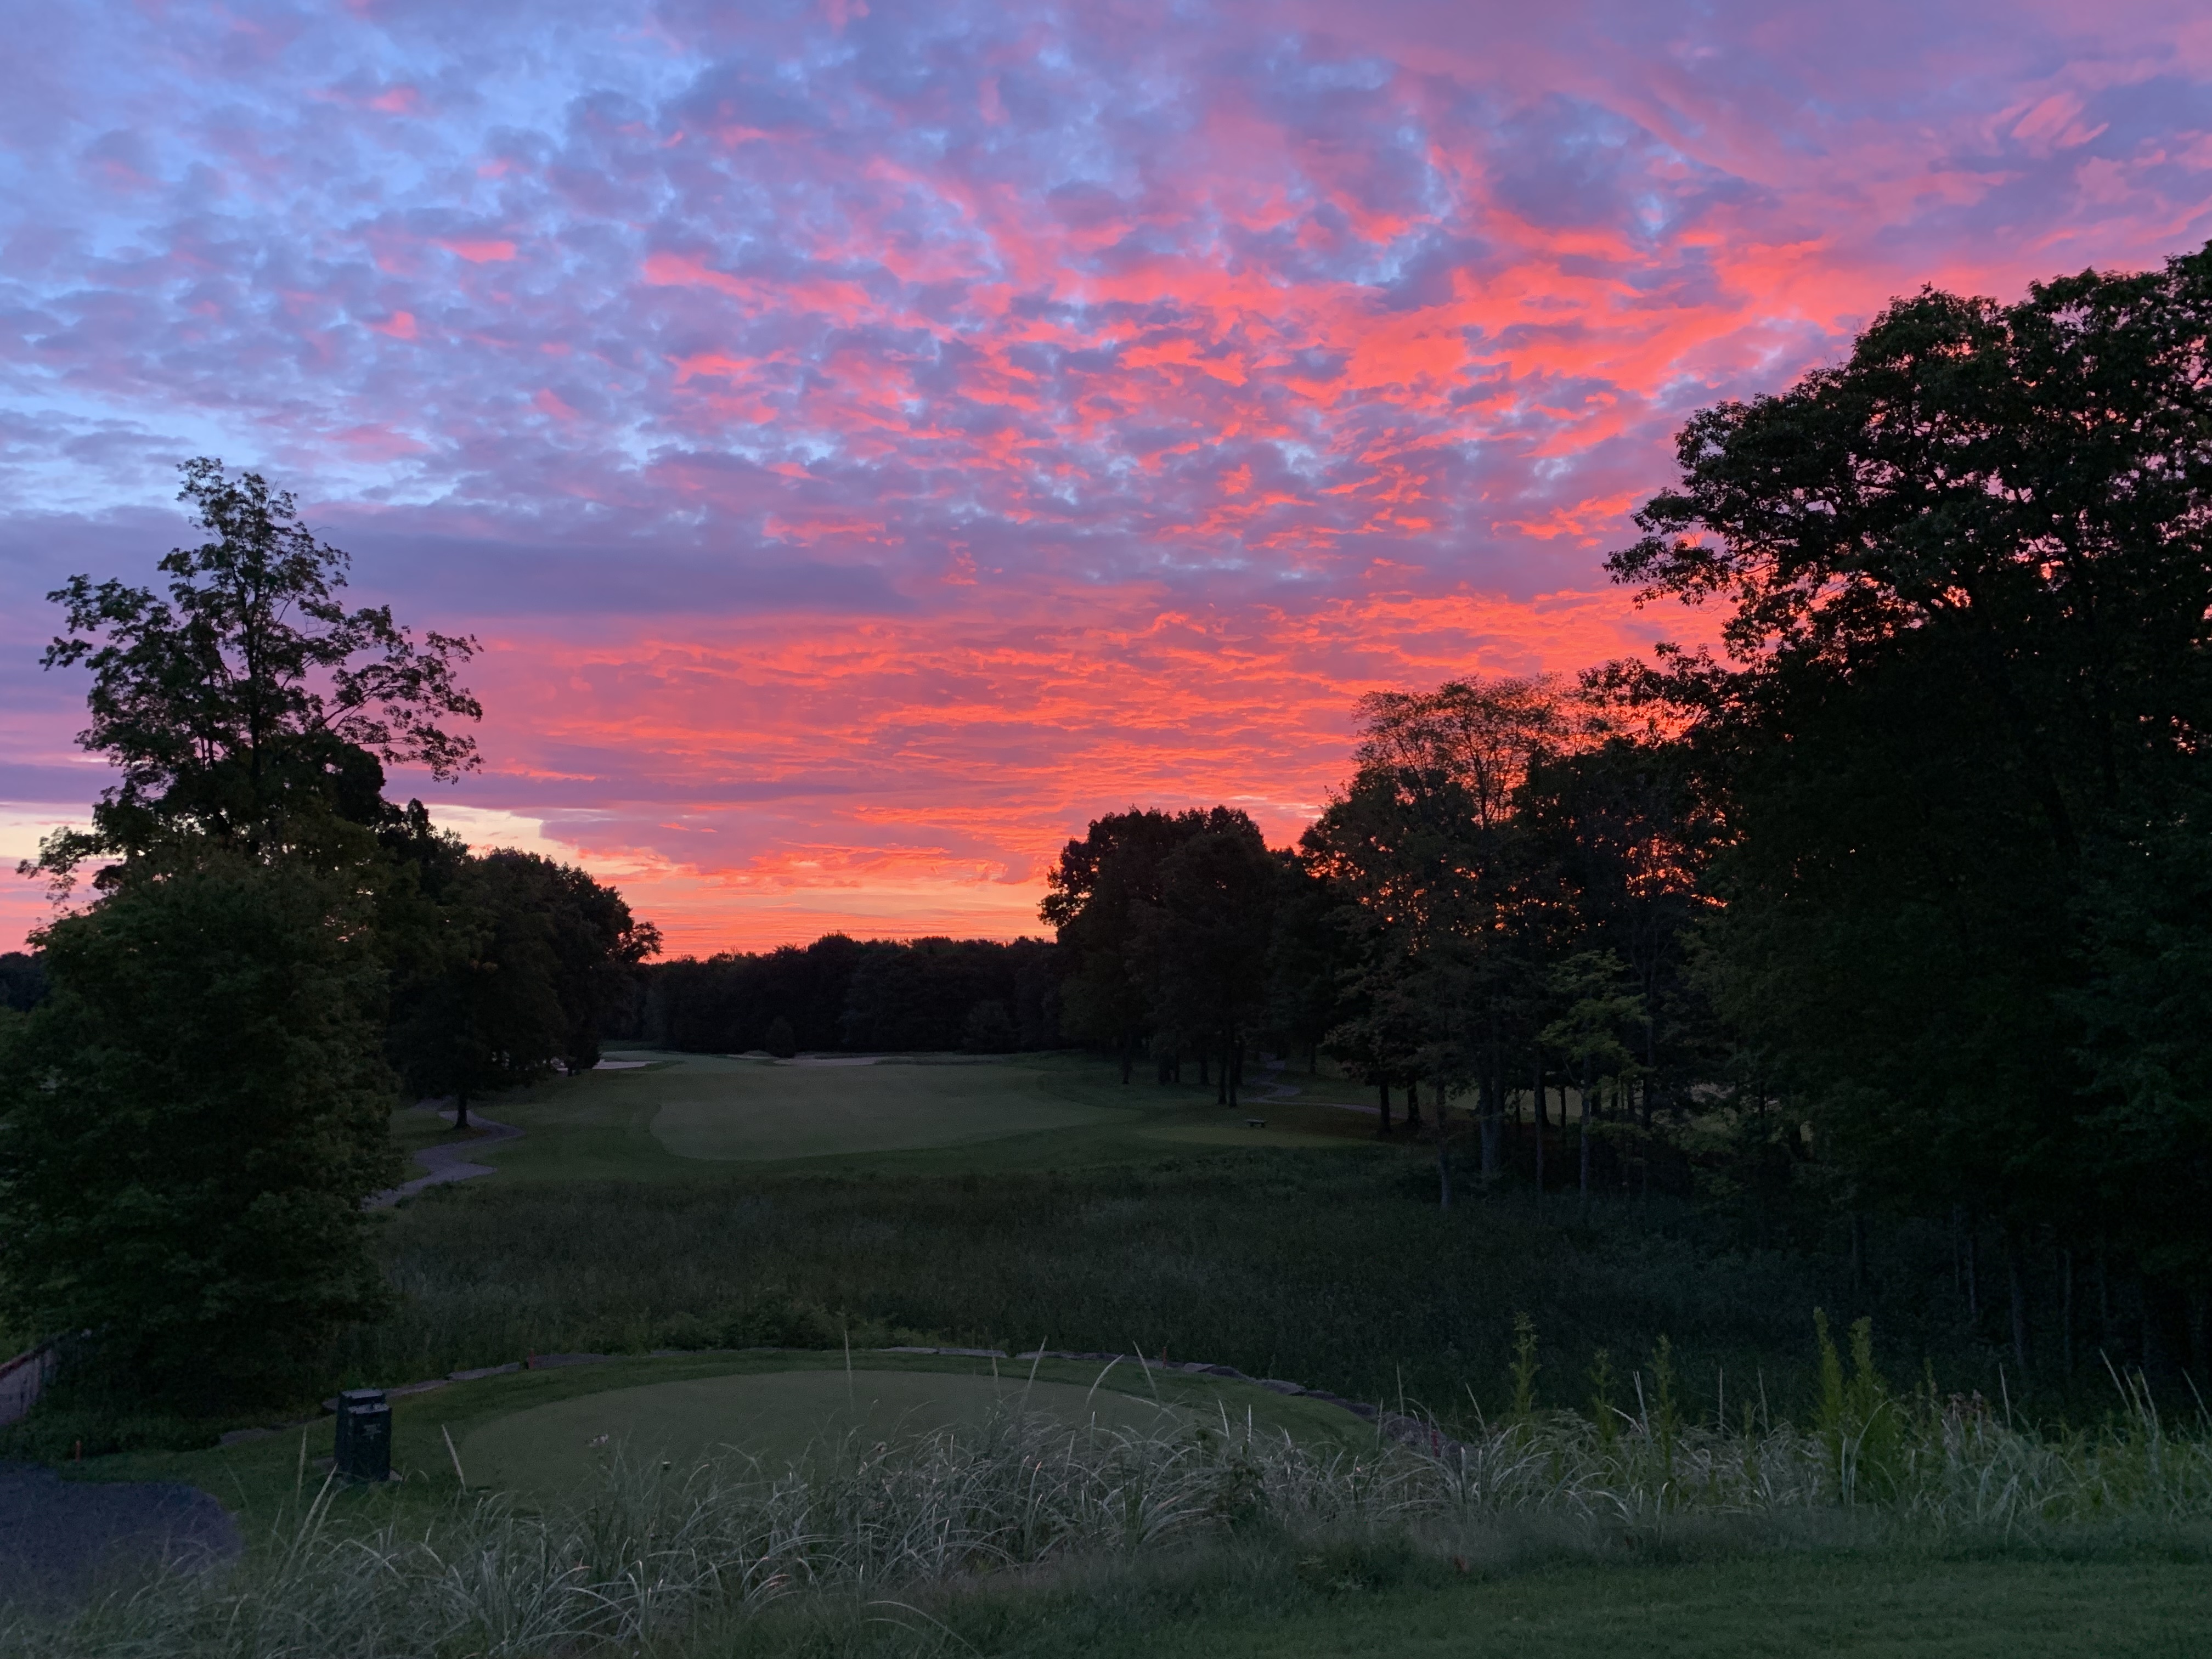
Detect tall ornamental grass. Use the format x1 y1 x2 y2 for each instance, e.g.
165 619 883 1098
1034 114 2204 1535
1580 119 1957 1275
14 1330 2211 1659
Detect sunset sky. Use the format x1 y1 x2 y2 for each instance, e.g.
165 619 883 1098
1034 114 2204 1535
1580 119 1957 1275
4 1 2210 956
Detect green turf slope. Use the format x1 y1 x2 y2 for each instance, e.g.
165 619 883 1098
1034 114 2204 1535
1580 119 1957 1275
461 1368 1191 1494
1074 1553 2212 1659
397 1049 1386 1181
647 1058 1116 1161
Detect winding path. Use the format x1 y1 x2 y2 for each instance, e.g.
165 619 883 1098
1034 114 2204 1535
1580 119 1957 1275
364 1103 523 1210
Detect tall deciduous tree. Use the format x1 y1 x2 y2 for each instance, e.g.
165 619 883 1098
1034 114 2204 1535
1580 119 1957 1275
1043 809 1207 1081
0 853 400 1397
1148 811 1280 1108
1306 676 1583 1182
27 458 479 884
1610 246 2212 1365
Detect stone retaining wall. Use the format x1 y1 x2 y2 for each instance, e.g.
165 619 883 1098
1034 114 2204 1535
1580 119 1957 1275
0 1344 57 1428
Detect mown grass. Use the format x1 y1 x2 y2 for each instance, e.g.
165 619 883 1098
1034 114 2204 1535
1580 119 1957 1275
1055 1549 2212 1659
398 1049 1384 1185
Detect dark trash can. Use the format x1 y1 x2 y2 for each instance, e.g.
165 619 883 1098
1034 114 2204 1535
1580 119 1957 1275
334 1388 391 1482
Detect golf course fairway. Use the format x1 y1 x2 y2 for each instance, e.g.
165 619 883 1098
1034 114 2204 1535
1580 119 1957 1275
646 1058 1118 1162
458 1367 1194 1494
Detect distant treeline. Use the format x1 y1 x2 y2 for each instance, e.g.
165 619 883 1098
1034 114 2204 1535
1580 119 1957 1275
624 935 1063 1055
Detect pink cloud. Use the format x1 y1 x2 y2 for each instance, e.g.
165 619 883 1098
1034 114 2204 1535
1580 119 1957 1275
442 238 517 263
4 0 2211 952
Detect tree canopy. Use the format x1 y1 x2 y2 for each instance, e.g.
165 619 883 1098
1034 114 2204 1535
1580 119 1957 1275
28 458 480 885
0 853 400 1397
1 460 657 1403
1607 244 2212 1365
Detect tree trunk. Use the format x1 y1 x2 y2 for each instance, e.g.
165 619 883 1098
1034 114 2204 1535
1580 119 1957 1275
2005 1224 2032 1374
454 1087 471 1132
1578 1067 1592 1206
1437 1086 1452 1211
1226 1032 1240 1109
1532 1061 1546 1207
1120 1033 1133 1085
1216 1032 1228 1105
2097 1244 2113 1356
1404 1077 1423 1131
1478 1072 1502 1178
2061 1247 2075 1377
1377 1078 1391 1135
2141 1277 2168 1379
1849 1211 1866 1299
1965 1213 1980 1324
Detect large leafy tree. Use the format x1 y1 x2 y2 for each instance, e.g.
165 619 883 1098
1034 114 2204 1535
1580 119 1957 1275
1517 733 1714 1114
0 853 400 1398
385 835 656 1127
1 461 500 1404
1613 257 2212 869
1305 678 1583 1176
1610 246 2212 1362
492 850 662 1073
29 458 479 883
1042 809 1210 1081
1147 811 1281 1107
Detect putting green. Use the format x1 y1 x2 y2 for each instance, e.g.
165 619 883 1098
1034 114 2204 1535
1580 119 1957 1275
458 1368 1189 1494
648 1059 1116 1161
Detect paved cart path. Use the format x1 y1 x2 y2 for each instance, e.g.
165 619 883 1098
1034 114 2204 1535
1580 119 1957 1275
0 1461 238 1612
365 1102 523 1209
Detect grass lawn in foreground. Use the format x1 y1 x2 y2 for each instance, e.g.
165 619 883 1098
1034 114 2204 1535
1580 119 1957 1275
1067 1551 2212 1659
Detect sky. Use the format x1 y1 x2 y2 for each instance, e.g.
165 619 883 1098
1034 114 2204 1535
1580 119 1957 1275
4 1 2210 957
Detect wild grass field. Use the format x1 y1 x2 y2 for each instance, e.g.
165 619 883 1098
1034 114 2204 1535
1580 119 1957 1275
334 1051 2044 1430
16 1050 2210 1656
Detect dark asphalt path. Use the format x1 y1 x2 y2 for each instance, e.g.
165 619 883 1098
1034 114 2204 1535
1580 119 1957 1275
0 1461 238 1613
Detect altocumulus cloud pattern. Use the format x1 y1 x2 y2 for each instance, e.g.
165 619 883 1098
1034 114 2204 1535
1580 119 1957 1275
4 0 2210 950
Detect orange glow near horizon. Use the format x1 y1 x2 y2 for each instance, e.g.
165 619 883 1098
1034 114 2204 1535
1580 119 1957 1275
4 2 2209 956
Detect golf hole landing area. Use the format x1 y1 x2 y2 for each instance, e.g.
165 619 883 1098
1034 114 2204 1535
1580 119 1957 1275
648 1060 1115 1162
459 1369 1189 1496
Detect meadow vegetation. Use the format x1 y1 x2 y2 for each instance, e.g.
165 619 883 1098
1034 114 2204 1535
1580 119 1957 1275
308 1057 2146 1429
